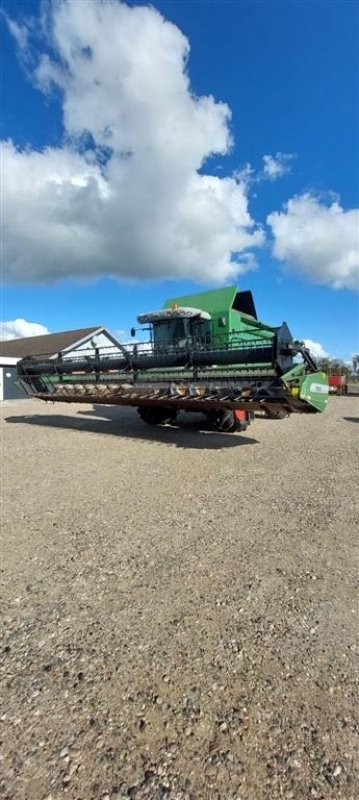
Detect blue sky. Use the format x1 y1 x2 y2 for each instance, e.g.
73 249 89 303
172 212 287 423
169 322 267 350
1 0 358 359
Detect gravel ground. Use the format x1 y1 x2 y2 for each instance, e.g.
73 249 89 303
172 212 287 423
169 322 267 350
1 397 358 800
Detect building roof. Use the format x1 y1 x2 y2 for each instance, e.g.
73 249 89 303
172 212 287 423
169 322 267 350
0 326 103 359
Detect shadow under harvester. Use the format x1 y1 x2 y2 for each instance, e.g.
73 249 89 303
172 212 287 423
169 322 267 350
5 405 259 450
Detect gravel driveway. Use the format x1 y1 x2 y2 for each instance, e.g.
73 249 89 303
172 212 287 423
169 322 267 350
1 397 358 800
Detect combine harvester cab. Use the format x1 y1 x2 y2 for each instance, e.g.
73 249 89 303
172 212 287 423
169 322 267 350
17 286 328 434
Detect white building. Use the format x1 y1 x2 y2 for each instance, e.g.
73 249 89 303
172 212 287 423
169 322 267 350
0 326 123 401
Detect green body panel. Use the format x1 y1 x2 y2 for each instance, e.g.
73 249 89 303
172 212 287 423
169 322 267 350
164 285 275 349
298 371 329 412
281 364 329 412
164 286 238 316
228 309 274 344
281 363 307 383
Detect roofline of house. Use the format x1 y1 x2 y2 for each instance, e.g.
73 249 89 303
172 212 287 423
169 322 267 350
0 356 21 365
0 327 123 361
59 326 104 354
59 326 122 354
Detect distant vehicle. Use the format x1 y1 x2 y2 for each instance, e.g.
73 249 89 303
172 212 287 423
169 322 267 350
328 375 347 395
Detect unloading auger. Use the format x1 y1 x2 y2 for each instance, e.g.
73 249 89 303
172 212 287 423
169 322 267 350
17 286 328 433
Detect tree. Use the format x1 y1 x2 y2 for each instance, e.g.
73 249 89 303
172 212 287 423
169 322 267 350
317 357 351 377
352 354 359 378
317 355 359 382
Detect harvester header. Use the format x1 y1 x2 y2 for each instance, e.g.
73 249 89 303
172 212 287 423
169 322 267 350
17 286 329 434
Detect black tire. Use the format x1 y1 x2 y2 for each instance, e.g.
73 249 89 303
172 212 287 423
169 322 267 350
265 409 288 420
137 406 177 426
207 409 242 433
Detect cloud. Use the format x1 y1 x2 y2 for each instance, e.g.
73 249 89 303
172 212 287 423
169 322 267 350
4 15 30 50
262 152 294 181
302 339 329 359
267 194 359 290
234 153 294 186
3 0 263 285
114 329 126 340
0 319 50 340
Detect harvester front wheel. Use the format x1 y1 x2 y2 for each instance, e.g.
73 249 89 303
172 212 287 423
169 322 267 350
265 409 288 420
137 406 177 426
208 409 248 433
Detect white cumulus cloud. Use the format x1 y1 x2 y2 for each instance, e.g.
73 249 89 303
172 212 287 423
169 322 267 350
262 152 294 181
267 194 359 290
0 319 50 340
303 339 329 359
2 0 263 285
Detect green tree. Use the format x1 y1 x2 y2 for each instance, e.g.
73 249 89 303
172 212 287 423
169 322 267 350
317 357 351 378
351 354 359 378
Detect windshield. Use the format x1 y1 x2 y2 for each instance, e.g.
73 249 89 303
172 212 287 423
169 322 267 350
153 318 211 349
153 319 189 348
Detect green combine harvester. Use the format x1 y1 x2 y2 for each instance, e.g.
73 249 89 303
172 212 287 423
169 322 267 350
17 286 328 433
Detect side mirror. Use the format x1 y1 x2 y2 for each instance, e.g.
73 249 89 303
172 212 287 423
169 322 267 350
130 327 136 337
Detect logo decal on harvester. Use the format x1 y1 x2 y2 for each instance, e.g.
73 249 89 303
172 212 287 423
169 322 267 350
310 383 329 394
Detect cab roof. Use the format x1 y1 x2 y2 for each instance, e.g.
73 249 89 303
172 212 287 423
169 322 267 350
163 286 257 319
